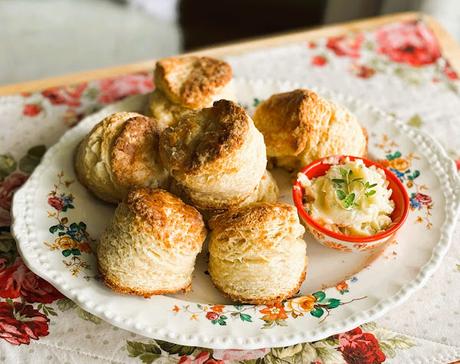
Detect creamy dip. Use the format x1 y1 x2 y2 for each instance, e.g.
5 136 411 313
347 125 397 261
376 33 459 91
301 159 395 237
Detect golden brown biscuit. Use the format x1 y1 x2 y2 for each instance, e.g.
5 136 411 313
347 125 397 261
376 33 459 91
253 89 367 171
160 100 277 215
97 188 207 297
154 56 233 108
74 112 168 203
147 56 236 130
111 115 167 189
208 202 307 304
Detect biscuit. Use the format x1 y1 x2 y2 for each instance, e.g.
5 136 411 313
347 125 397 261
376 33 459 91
74 112 168 203
97 188 207 297
147 56 236 130
208 202 307 304
253 89 367 171
154 56 233 108
160 100 277 215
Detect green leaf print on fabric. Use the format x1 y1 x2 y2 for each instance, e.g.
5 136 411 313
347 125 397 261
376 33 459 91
19 145 46 174
0 231 19 267
56 298 101 324
155 339 198 356
0 154 17 181
126 341 161 364
125 323 416 363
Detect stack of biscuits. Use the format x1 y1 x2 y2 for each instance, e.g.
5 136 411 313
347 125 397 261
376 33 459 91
74 55 367 304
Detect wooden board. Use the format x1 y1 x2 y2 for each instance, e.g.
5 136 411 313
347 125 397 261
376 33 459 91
0 12 459 96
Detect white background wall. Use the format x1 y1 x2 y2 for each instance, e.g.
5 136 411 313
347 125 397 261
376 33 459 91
0 0 180 85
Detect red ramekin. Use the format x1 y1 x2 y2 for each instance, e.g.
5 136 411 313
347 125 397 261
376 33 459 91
292 155 409 252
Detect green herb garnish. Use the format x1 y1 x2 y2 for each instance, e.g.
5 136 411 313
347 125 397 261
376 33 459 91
336 189 346 200
330 168 377 210
343 192 356 208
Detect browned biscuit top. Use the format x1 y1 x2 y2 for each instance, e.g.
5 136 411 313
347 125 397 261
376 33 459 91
126 188 207 249
160 100 249 174
154 56 232 108
111 115 165 188
253 89 332 157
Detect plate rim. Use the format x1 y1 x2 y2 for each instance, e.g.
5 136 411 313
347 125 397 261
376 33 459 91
10 78 460 349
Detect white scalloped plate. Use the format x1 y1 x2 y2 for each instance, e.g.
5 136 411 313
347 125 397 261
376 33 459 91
12 79 460 349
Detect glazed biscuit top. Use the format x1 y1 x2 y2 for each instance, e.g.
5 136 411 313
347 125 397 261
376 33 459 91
125 188 207 250
160 100 249 175
253 89 333 157
154 56 232 109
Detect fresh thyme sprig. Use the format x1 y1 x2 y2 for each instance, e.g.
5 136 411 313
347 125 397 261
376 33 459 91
331 168 377 209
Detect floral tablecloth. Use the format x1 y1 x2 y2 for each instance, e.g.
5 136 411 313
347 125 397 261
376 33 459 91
1 18 459 364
